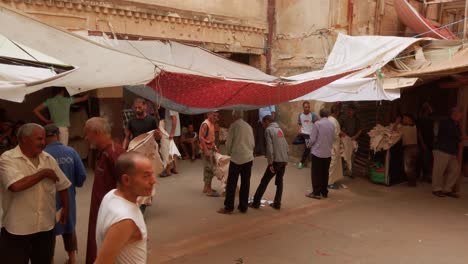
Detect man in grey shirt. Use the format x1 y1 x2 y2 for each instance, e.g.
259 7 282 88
250 115 289 210
306 109 335 199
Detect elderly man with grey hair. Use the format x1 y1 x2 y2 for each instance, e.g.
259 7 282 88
0 123 71 263
218 110 255 214
84 117 125 264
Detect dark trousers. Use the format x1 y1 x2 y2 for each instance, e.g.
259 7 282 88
0 227 55 264
299 134 311 163
404 145 419 185
253 162 287 207
224 161 253 211
254 121 266 155
311 154 331 196
420 147 433 181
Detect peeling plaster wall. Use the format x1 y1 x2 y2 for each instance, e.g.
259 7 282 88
271 0 404 160
273 0 333 77
272 0 341 160
131 0 267 24
1 0 268 54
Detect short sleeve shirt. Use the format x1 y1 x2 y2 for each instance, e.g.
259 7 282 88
164 110 181 137
43 95 74 127
435 118 461 155
298 112 319 135
0 146 71 235
128 115 158 139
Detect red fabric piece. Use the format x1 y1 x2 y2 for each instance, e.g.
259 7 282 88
395 0 458 40
147 70 353 108
85 142 125 264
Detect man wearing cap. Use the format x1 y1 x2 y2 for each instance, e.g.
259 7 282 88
0 123 71 263
44 124 87 264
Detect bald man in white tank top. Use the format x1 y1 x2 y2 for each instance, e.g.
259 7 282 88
95 152 156 264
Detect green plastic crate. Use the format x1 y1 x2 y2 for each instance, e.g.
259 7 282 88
369 166 385 184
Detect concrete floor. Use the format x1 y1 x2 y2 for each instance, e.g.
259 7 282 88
54 157 468 264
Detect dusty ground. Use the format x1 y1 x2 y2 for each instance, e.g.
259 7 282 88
54 157 468 264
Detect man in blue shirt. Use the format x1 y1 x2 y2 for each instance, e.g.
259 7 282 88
254 106 276 156
44 124 86 264
305 108 335 199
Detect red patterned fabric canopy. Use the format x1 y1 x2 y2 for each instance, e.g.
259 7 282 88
147 70 354 108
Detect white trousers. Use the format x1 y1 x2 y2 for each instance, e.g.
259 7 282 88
58 127 69 146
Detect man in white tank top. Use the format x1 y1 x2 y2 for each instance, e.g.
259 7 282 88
95 152 157 264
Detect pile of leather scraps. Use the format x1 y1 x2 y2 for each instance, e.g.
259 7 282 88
218 127 229 143
127 130 164 206
214 152 230 191
341 136 358 172
368 124 401 152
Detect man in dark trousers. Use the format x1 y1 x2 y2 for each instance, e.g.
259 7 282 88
44 124 86 264
0 123 71 263
218 110 255 214
250 115 289 210
305 108 335 199
432 107 464 198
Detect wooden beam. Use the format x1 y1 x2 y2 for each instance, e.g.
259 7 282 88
425 0 464 5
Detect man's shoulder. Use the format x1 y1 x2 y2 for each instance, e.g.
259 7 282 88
144 115 156 121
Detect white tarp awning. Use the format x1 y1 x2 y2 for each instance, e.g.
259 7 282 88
0 6 424 108
291 34 426 102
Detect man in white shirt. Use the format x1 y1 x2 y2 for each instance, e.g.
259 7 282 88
218 110 255 214
0 123 71 263
95 152 156 264
162 108 181 176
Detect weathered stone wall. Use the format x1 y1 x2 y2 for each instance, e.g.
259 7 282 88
0 0 268 54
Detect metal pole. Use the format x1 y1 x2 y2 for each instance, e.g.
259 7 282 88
464 0 468 42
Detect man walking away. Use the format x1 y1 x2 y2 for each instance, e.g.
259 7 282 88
44 124 87 264
218 110 255 214
250 115 289 210
95 152 156 264
0 123 71 263
305 109 335 199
